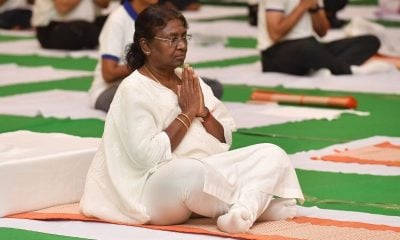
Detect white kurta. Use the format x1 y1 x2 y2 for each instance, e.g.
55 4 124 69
80 70 304 224
88 2 138 106
257 0 324 51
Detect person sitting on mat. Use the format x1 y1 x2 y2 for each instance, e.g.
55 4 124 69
0 0 33 30
89 0 158 112
258 0 381 76
31 0 110 50
80 5 304 234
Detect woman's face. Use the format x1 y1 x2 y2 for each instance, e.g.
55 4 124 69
148 19 188 69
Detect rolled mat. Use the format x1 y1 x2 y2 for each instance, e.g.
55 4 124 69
250 90 357 109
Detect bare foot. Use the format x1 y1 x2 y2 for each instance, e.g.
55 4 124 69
257 198 297 222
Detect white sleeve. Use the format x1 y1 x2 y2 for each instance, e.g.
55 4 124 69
265 0 285 10
99 11 128 62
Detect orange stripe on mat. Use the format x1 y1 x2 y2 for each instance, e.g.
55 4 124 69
7 211 298 240
311 141 400 167
293 217 400 232
6 203 400 240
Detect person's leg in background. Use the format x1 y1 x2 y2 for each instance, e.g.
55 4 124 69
36 21 100 50
324 35 380 66
94 84 120 112
0 9 32 30
202 77 224 100
261 37 352 76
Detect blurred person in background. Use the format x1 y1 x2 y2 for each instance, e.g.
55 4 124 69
31 0 110 50
0 0 34 30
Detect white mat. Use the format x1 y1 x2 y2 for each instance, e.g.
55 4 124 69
0 90 106 120
0 64 92 87
196 62 400 95
375 10 400 21
339 5 380 20
297 205 400 227
0 130 99 217
290 136 400 176
224 102 368 129
190 20 257 38
0 90 368 128
338 4 400 21
0 29 35 38
0 39 99 59
183 5 247 21
187 42 258 63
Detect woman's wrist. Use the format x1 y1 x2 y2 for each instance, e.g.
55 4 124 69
308 4 320 13
198 107 211 122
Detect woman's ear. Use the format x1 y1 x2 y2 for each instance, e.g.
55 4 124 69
140 38 151 55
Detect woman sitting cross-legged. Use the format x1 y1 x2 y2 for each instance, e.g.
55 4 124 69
80 5 304 234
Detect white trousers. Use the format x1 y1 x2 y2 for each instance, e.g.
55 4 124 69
141 143 303 225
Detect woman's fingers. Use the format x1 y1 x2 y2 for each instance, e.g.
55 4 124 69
179 65 205 116
187 66 195 93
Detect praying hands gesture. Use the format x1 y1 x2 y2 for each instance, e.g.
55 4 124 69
165 65 225 150
178 65 207 120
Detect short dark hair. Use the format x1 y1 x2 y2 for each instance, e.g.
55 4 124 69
125 5 188 70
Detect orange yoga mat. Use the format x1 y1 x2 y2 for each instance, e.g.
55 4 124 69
6 203 400 240
250 90 357 109
312 141 400 167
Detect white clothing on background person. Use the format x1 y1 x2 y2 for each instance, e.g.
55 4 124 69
0 0 31 12
257 0 324 51
88 1 138 107
80 68 304 225
31 0 98 27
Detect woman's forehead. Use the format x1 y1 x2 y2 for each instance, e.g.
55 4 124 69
157 19 187 35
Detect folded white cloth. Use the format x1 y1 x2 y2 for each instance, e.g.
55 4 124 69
0 130 99 217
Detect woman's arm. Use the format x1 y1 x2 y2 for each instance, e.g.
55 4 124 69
266 0 318 43
309 7 330 37
198 107 226 143
101 58 133 83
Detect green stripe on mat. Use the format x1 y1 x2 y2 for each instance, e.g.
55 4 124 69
196 15 248 22
0 54 96 71
191 55 259 68
298 169 400 216
226 37 257 49
0 77 92 97
0 115 104 138
349 0 377 5
0 35 35 42
0 228 89 240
